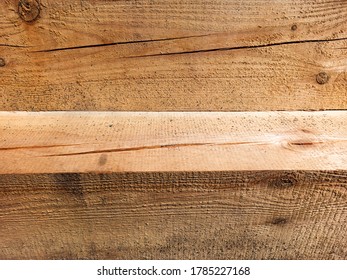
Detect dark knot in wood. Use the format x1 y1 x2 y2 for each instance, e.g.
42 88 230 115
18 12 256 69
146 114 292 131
18 0 40 22
272 217 288 225
269 175 297 189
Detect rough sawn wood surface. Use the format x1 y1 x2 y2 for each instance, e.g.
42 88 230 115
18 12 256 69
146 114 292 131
0 111 347 259
0 0 346 111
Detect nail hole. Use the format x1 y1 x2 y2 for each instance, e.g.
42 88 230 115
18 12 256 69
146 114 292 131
291 24 297 31
316 72 329 85
0 58 5 67
18 0 40 22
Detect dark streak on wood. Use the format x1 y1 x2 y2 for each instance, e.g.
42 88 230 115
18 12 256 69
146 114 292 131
271 217 288 225
98 154 108 166
290 141 315 146
265 174 298 189
53 173 84 201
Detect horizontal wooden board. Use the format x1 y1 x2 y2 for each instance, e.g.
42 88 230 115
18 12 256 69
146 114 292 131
1 171 347 259
0 0 346 110
1 111 347 173
1 111 347 259
2 0 347 51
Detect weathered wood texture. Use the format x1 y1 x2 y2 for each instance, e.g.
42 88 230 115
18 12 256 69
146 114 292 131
1 111 347 259
1 171 347 259
0 0 346 111
1 111 347 173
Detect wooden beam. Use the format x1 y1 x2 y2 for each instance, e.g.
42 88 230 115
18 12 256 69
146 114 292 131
0 111 347 259
0 0 346 111
1 171 347 259
1 0 346 51
1 111 347 174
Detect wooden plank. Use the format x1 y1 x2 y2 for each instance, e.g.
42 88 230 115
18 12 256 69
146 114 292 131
1 111 347 259
1 111 347 174
1 171 347 259
0 0 346 111
2 0 347 51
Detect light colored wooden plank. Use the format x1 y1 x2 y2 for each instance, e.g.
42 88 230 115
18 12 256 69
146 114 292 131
1 171 347 259
1 111 347 173
0 0 346 111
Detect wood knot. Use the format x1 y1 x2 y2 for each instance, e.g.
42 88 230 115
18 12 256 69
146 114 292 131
18 0 40 22
282 138 323 151
271 217 287 225
269 175 297 189
316 72 329 85
289 140 314 146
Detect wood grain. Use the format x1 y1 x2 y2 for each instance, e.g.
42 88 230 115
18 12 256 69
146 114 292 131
1 112 347 259
2 0 346 50
0 0 346 110
1 111 347 173
1 171 347 259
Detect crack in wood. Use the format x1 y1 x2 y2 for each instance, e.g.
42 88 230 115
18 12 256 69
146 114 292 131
38 138 347 157
0 144 81 151
0 43 29 48
32 34 213 53
122 36 347 59
42 141 259 157
32 35 347 55
2 138 346 156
